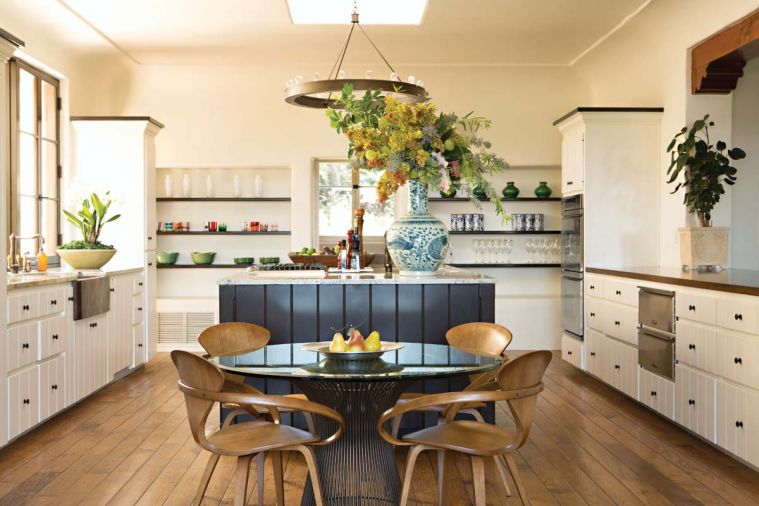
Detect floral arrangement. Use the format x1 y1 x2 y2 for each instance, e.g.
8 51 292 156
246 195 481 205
326 85 509 214
60 191 120 250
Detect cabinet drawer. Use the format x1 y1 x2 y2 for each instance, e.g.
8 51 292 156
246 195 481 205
39 314 68 360
133 321 145 366
39 355 66 421
717 296 758 335
38 286 67 317
676 291 716 325
675 364 715 442
585 297 604 332
585 276 603 299
676 320 717 374
608 338 638 398
585 329 606 380
8 290 39 324
603 302 638 346
716 329 759 389
133 273 145 295
716 380 759 467
8 366 40 440
603 279 638 307
133 295 144 325
561 333 584 369
7 321 38 372
638 366 674 420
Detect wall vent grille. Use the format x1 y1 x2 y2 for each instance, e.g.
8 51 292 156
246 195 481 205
158 312 214 344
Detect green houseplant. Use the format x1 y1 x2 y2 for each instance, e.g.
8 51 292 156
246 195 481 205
666 115 746 270
58 191 121 269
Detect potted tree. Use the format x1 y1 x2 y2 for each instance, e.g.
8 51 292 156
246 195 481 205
58 191 121 269
667 114 746 271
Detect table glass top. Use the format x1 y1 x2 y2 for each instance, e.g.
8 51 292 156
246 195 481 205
214 343 503 381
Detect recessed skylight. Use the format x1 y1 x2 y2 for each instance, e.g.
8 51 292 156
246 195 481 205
287 0 427 25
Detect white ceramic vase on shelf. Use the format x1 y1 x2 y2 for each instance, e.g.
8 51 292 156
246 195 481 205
253 174 262 198
233 174 242 198
182 174 191 197
164 175 173 197
206 174 214 198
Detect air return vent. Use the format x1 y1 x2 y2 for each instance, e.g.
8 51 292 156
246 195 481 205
158 312 214 344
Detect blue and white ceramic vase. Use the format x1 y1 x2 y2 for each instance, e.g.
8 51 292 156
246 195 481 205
386 179 449 276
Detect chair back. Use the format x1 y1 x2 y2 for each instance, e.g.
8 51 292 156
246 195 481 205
198 322 271 358
495 350 552 449
446 322 512 357
171 350 225 450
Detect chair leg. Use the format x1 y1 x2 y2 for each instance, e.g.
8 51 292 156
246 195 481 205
271 451 285 505
470 456 486 506
437 449 455 506
257 452 265 506
391 415 402 438
504 454 530 506
193 452 220 505
297 445 324 506
233 455 253 506
493 454 513 496
400 445 426 506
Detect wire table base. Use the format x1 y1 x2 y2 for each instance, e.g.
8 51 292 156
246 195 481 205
296 380 409 506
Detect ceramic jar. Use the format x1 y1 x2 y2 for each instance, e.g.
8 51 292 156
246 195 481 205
182 174 191 197
502 182 520 199
534 181 552 198
164 174 173 197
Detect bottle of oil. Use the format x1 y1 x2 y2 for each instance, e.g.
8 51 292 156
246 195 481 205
384 232 393 273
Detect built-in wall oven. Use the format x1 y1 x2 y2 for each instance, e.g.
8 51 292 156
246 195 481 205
638 287 676 380
561 195 584 339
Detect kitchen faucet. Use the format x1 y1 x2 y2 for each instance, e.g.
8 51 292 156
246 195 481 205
7 233 45 273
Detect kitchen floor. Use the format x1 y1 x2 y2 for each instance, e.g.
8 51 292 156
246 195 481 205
0 353 758 505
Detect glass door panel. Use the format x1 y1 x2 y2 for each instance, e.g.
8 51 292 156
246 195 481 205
41 80 58 141
41 139 58 199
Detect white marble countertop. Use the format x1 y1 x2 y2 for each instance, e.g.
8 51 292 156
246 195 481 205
218 266 495 285
7 265 143 290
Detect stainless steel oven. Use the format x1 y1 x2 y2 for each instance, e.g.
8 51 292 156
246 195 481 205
561 270 584 338
561 195 583 272
638 287 676 379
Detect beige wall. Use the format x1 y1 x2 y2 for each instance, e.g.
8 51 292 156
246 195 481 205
573 0 758 267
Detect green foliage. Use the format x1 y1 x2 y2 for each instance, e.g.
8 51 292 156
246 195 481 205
62 191 121 245
667 115 745 225
59 240 115 250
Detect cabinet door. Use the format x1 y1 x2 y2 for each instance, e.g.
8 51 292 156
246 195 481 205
74 316 107 400
603 302 638 346
7 290 39 324
561 333 584 369
585 329 605 379
8 366 40 440
39 314 68 360
39 355 66 420
676 290 716 325
675 364 715 442
561 135 573 195
716 380 759 467
639 366 674 420
108 276 133 377
38 285 67 317
585 296 604 332
133 321 146 367
132 294 144 325
7 321 38 372
145 252 157 361
585 275 603 299
716 329 759 390
603 279 638 307
676 320 717 374
717 295 758 335
609 339 638 398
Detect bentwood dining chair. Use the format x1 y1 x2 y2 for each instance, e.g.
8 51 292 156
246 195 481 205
378 350 552 506
198 322 314 431
172 350 344 506
390 322 513 436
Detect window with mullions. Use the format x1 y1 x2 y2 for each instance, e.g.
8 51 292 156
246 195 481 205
9 59 61 259
316 159 395 244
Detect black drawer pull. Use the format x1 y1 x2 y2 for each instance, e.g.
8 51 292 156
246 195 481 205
567 351 573 356
590 352 596 357
735 313 743 321
148 262 153 267
50 299 57 305
688 305 696 311
614 364 620 370
51 384 58 390
68 296 74 302
590 285 595 290
734 357 743 365
688 344 696 350
22 304 30 311
651 391 657 397
688 399 695 406
110 288 115 292
22 342 29 349
590 312 596 317
23 398 30 405
736 421 744 428
138 343 143 348
615 290 621 295
52 334 59 340
148 236 153 240
614 320 620 326
138 282 143 286
567 181 573 185
137 307 143 311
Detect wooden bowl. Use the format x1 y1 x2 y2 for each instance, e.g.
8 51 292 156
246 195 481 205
288 253 375 269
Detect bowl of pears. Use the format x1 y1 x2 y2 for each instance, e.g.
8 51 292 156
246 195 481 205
302 328 403 361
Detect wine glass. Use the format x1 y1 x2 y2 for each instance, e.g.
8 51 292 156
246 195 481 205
487 239 497 264
525 239 534 263
472 239 481 263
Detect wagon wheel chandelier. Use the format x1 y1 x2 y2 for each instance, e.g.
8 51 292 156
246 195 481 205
284 1 428 109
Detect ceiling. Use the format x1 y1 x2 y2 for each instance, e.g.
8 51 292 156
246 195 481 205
22 0 651 66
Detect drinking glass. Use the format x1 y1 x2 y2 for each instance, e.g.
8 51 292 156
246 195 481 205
486 239 496 263
472 239 481 263
506 239 513 263
525 239 534 263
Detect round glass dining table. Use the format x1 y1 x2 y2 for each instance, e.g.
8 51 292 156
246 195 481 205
213 343 503 506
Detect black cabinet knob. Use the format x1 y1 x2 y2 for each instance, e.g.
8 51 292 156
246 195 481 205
688 344 696 350
614 321 620 326
22 343 29 349
651 391 657 397
138 282 143 286
110 288 115 292
688 305 696 311
688 399 696 406
615 290 621 295
51 384 58 390
22 304 30 311
567 351 573 356
51 299 57 305
148 236 153 240
148 262 153 267
138 343 143 347
734 357 743 365
590 352 596 357
68 296 74 302
23 398 30 405
614 364 620 370
137 307 143 311
52 334 59 340
567 181 574 185
736 421 744 428
735 313 743 321
590 285 595 290
590 312 596 317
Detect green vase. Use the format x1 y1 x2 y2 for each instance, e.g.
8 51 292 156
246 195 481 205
534 181 552 198
472 184 487 199
439 187 457 198
502 182 520 199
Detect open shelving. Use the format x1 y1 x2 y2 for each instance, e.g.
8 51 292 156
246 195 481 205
157 197 291 202
157 230 291 236
447 263 560 268
449 230 560 235
429 197 561 202
157 264 251 269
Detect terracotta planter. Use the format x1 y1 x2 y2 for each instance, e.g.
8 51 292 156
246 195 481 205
678 227 729 271
58 249 117 270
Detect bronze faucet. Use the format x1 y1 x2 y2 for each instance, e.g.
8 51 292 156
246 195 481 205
8 233 45 273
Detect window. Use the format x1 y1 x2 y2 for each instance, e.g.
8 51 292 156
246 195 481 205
9 59 61 259
316 159 395 245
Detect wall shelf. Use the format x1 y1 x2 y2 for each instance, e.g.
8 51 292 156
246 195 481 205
449 230 560 235
157 197 291 202
157 264 251 269
157 231 291 236
429 197 561 202
447 263 561 268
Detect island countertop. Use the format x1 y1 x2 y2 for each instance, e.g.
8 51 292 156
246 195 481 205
586 266 759 296
217 266 495 285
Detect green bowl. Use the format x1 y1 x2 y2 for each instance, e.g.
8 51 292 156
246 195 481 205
156 252 179 265
190 252 216 265
233 257 255 265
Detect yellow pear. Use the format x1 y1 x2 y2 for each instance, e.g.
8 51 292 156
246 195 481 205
365 330 381 352
329 332 346 352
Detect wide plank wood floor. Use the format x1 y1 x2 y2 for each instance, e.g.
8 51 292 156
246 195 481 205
1 351 758 505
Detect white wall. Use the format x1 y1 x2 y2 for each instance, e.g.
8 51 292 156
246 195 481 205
731 58 759 270
572 0 759 267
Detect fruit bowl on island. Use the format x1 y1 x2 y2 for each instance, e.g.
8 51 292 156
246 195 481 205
301 329 403 361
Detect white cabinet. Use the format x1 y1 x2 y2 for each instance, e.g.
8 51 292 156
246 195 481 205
607 338 638 398
716 380 759 467
585 296 604 332
133 321 146 367
676 290 716 326
39 315 68 361
585 275 603 299
7 290 39 324
561 333 584 369
585 329 605 380
8 366 39 440
602 302 638 346
39 356 66 421
38 286 67 318
6 321 38 372
74 314 108 401
602 279 638 307
560 125 585 195
638 367 674 420
717 295 758 335
675 364 715 442
676 320 717 374
108 275 135 377
716 329 759 390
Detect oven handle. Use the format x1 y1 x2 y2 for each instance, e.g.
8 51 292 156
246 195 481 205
638 286 675 297
639 325 675 342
